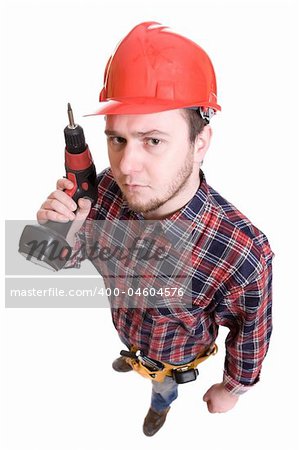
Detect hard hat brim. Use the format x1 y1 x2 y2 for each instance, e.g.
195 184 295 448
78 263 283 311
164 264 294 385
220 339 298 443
84 99 221 116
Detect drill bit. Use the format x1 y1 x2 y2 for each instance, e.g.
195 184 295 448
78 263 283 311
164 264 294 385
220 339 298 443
67 103 76 129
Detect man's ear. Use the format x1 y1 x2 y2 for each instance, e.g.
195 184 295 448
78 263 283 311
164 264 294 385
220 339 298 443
193 125 212 163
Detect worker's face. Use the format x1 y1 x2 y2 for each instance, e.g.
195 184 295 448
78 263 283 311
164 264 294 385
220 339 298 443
105 109 206 217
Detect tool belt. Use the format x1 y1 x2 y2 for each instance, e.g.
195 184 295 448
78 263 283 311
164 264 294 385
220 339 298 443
120 343 218 383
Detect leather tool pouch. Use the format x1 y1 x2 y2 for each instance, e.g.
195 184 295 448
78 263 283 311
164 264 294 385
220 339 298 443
172 367 199 384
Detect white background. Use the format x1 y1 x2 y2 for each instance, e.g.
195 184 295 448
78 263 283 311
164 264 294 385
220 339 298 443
1 0 299 449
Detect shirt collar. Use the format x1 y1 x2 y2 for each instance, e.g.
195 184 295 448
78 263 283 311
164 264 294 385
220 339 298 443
119 169 209 248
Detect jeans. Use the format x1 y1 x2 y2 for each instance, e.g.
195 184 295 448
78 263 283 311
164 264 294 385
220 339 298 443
150 353 200 412
151 376 179 412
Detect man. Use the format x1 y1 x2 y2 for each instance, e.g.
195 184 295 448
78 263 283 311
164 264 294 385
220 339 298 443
37 22 274 436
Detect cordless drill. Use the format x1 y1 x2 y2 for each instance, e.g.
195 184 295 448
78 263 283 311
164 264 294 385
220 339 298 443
18 104 98 271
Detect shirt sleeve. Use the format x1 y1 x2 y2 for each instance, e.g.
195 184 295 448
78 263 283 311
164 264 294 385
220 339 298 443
214 253 273 395
63 224 87 269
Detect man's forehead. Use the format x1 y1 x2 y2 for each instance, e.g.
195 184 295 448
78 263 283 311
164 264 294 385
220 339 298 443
104 109 184 133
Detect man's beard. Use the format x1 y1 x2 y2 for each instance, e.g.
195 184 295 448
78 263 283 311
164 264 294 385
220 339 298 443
122 147 194 214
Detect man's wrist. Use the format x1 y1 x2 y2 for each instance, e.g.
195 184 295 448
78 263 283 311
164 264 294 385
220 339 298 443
222 371 254 396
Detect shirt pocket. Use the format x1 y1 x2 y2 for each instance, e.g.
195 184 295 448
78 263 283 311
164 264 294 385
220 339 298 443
149 303 201 336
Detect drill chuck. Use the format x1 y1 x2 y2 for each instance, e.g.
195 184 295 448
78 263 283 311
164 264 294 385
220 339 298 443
64 103 86 153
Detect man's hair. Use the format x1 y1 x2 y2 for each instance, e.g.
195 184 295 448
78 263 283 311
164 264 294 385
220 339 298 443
180 109 206 144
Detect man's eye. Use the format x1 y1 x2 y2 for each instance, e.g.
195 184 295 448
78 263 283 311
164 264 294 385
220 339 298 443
108 136 126 145
145 138 162 146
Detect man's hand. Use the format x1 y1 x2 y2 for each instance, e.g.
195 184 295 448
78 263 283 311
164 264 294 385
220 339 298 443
37 178 92 246
37 178 91 225
203 382 239 413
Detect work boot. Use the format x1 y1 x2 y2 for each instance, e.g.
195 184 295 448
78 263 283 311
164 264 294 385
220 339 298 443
112 356 133 372
143 407 170 437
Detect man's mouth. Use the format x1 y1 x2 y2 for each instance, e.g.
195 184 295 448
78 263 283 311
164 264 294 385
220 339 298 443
125 183 148 190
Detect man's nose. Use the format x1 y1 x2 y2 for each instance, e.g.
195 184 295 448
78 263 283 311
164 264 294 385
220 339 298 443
119 142 143 174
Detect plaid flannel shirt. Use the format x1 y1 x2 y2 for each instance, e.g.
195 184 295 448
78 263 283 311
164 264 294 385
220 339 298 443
65 167 274 395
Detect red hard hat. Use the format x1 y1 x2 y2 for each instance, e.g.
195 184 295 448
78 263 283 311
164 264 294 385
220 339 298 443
86 22 221 116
